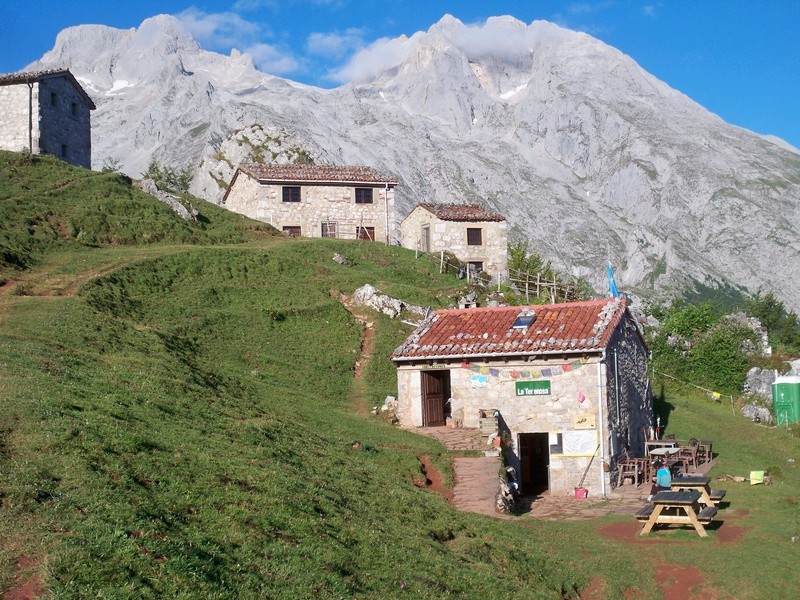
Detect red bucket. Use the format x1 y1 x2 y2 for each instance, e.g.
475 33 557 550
574 487 588 499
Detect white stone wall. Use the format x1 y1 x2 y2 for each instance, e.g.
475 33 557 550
225 173 396 242
399 207 508 276
396 356 612 496
0 83 39 154
0 77 92 168
37 78 92 168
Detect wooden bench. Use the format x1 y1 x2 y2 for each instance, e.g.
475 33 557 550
635 504 655 521
710 489 726 504
696 506 718 523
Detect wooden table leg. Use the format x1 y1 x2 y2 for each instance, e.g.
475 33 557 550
639 505 665 535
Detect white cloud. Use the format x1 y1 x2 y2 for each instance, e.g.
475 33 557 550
177 8 260 49
327 33 420 84
307 28 366 59
245 43 302 74
642 4 658 17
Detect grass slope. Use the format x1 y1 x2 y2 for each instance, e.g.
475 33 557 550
1 153 799 598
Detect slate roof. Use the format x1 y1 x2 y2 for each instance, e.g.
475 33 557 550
392 299 628 361
413 203 505 222
238 163 398 186
0 69 96 109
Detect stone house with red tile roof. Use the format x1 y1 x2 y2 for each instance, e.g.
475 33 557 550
392 298 652 497
222 163 398 242
399 203 508 277
0 69 95 168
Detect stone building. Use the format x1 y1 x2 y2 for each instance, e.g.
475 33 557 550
399 203 508 278
222 164 398 242
0 69 95 168
391 299 652 498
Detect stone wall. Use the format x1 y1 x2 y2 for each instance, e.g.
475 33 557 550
399 208 508 276
0 77 92 168
224 172 396 242
396 356 611 496
37 77 92 168
603 316 653 465
0 83 39 154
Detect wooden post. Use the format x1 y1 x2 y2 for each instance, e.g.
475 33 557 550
440 250 445 273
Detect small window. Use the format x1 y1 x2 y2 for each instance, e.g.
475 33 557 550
468 261 483 273
467 227 482 245
549 433 564 455
282 186 301 202
321 222 337 238
355 188 373 204
512 311 536 329
357 226 375 241
60 144 68 158
282 226 301 238
50 92 57 107
71 102 78 116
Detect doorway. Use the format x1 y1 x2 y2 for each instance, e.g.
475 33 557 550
420 370 451 427
519 432 550 494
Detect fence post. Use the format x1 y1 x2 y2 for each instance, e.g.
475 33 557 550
440 250 445 274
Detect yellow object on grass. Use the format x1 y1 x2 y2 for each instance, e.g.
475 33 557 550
750 470 765 485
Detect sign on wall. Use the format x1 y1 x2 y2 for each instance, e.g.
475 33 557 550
561 430 598 456
515 380 551 396
573 413 596 429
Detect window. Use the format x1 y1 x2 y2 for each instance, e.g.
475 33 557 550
321 222 337 238
50 92 57 107
282 186 301 202
282 226 301 237
357 226 375 241
467 227 483 246
71 102 78 116
60 144 68 158
355 188 373 204
468 261 483 274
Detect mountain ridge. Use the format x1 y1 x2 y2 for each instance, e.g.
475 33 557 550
23 14 800 312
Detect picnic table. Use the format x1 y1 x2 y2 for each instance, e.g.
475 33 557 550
645 439 679 455
635 490 718 537
669 475 726 508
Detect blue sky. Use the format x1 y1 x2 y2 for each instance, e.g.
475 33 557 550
2 1 799 147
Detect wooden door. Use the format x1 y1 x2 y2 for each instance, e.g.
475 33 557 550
421 370 450 427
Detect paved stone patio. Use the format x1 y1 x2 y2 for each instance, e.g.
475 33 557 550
410 425 716 520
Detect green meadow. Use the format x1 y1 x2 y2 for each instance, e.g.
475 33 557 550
1 151 799 598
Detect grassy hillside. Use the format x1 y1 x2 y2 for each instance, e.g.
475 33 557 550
0 150 277 285
2 154 800 598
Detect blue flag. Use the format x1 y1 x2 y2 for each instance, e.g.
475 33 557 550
607 261 619 298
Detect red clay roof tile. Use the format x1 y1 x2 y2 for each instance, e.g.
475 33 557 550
238 163 397 185
392 299 628 361
414 203 505 222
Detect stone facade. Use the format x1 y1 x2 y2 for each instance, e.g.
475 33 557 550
399 204 508 277
0 70 94 168
223 164 397 242
392 301 652 498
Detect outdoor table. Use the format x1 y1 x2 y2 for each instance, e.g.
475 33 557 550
670 476 714 507
638 490 713 537
645 440 679 455
648 447 679 458
670 475 726 507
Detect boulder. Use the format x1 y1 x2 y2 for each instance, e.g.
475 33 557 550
741 404 773 425
743 367 777 404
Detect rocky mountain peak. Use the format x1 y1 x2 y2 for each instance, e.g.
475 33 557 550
22 15 800 313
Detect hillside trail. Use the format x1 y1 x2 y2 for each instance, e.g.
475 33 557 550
337 293 375 416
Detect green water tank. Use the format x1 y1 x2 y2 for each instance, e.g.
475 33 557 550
772 376 800 426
